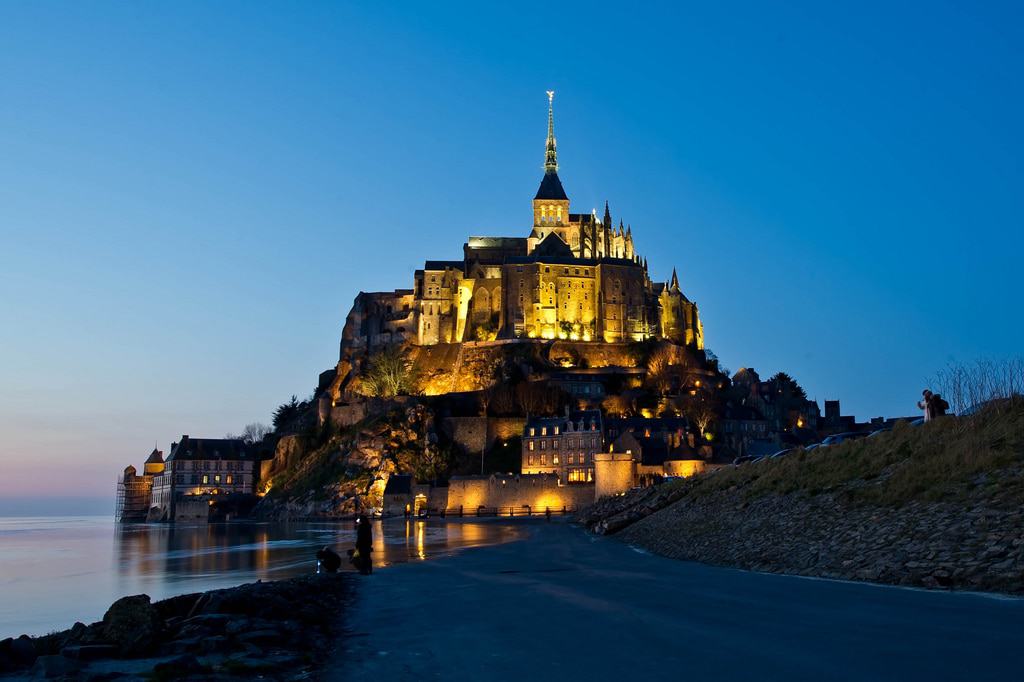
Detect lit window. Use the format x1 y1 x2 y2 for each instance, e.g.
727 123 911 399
540 441 547 450
553 440 559 449
529 428 535 436
202 475 209 484
553 454 560 464
529 441 535 451
214 474 221 484
554 426 560 435
541 454 547 465
542 427 547 436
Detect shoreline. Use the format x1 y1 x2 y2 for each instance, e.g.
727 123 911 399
0 573 353 680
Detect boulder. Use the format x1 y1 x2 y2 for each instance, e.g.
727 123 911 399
152 653 205 676
9 635 37 665
30 654 81 678
60 644 118 661
100 594 162 656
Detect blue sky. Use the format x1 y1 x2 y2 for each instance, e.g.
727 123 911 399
1 1 1021 505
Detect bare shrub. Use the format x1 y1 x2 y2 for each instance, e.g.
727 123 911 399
931 358 1024 416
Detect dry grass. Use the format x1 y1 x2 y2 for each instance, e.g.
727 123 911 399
687 399 1024 508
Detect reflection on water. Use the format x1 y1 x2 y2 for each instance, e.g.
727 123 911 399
0 517 524 638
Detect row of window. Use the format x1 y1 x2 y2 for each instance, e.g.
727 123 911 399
567 468 595 483
177 461 248 471
527 437 601 451
526 452 595 466
528 423 598 436
174 474 245 486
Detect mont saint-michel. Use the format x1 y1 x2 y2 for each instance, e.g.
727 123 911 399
341 91 702 353
4 5 1023 680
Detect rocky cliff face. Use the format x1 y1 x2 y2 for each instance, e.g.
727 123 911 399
579 405 1024 594
254 405 434 520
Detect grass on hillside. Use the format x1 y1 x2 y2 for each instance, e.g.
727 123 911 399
686 399 1024 508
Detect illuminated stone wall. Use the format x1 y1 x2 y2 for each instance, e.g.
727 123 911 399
442 416 529 458
663 459 707 478
594 452 636 500
446 474 594 512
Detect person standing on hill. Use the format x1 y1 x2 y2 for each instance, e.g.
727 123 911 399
918 389 935 422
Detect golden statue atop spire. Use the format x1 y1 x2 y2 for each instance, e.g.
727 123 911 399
544 90 557 173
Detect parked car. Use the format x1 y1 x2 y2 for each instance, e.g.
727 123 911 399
867 428 889 438
821 432 870 446
909 417 924 427
768 448 793 459
803 443 822 452
732 455 758 466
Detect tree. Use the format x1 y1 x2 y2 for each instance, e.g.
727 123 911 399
242 422 271 444
361 345 418 398
767 372 808 401
602 394 635 417
273 395 307 431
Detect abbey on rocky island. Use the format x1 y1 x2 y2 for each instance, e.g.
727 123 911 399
341 92 703 355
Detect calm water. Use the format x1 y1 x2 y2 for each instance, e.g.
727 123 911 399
0 516 525 638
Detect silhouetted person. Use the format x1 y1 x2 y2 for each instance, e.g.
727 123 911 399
355 516 373 575
316 546 341 573
918 389 935 422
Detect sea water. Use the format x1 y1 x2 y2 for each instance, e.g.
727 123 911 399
0 515 524 638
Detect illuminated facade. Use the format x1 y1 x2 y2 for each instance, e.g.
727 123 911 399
148 436 255 522
340 93 704 354
521 410 604 483
114 448 164 522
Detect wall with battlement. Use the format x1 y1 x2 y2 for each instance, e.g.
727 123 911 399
445 474 594 512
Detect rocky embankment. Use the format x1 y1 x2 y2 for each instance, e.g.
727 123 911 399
255 405 432 520
0 574 350 680
579 406 1024 594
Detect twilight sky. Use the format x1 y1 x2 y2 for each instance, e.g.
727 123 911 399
1 1 1022 510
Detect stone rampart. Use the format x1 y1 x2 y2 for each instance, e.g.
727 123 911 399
446 474 594 512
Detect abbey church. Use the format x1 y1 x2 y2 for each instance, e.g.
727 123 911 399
341 93 704 353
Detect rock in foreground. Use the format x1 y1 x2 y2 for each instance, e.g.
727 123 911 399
0 574 351 680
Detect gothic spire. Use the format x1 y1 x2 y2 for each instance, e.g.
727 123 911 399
544 90 558 173
670 267 680 291
603 200 612 227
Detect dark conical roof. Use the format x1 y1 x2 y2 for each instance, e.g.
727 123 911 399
145 448 164 464
534 171 568 201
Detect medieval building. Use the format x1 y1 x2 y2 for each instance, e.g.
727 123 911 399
340 92 704 356
114 448 165 522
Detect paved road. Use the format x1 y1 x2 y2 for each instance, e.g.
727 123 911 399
327 520 1023 681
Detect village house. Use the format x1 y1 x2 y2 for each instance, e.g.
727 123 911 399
147 436 256 522
520 409 604 483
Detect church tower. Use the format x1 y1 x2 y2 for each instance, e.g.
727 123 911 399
529 91 571 253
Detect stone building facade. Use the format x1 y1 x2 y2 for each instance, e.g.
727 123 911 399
148 436 256 522
520 409 603 483
339 93 703 359
115 448 164 522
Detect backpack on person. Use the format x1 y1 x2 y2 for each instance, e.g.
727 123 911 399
932 395 949 416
